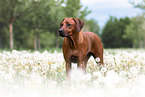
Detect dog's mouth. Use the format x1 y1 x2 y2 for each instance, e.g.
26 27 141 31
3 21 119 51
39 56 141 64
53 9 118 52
59 33 66 37
59 29 72 37
59 29 67 37
59 32 72 37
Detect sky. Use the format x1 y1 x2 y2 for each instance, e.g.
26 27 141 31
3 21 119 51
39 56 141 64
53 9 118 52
81 0 143 28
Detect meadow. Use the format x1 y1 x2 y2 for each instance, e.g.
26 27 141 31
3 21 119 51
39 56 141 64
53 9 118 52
0 49 145 97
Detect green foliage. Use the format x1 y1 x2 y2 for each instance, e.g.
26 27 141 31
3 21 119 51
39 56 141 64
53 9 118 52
40 31 56 48
0 0 97 50
0 23 9 49
0 0 39 22
63 0 91 19
127 0 145 48
123 14 145 48
83 19 100 37
102 16 132 48
13 19 34 49
64 0 82 17
129 0 145 11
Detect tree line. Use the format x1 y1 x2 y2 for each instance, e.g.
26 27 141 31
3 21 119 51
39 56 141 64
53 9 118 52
0 0 100 50
102 0 145 48
0 0 145 50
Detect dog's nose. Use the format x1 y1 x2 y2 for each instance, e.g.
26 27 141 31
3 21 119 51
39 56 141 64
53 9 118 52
59 29 64 37
59 29 63 33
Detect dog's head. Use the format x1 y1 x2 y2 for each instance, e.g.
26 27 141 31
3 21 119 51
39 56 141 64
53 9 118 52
59 18 84 37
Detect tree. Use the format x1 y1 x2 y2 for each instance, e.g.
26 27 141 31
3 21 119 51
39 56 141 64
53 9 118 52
83 19 100 37
123 14 145 48
125 0 145 48
117 17 132 47
0 0 93 50
102 17 117 48
64 0 91 19
129 0 145 11
102 16 131 48
28 0 53 50
0 22 9 49
0 0 40 50
48 0 67 48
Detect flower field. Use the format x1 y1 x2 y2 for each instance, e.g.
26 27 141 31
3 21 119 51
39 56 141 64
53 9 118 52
0 49 145 97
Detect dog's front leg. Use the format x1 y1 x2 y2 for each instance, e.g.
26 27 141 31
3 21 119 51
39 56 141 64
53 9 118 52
77 61 85 73
66 62 71 79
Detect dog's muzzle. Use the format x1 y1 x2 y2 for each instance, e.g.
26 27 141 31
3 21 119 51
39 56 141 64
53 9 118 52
59 29 65 37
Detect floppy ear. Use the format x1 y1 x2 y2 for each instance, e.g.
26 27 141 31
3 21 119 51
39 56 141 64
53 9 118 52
73 18 84 32
60 18 65 27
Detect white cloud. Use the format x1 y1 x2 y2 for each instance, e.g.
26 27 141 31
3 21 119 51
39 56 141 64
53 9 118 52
82 0 131 7
81 0 134 12
81 0 143 28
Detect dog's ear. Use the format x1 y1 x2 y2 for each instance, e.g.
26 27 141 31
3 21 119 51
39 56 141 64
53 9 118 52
73 18 84 32
60 18 65 27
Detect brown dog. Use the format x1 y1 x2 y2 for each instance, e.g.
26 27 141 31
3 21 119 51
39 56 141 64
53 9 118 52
59 18 103 78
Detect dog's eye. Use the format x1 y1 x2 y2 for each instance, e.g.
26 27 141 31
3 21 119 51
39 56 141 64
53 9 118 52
60 24 63 27
67 23 71 26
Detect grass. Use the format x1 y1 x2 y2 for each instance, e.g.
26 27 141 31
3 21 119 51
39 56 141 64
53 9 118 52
0 48 145 97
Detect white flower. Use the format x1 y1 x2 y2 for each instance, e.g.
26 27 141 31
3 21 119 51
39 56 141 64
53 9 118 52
25 65 29 70
93 80 99 86
96 57 100 63
21 60 27 66
119 70 127 76
135 75 145 86
51 64 57 70
127 71 132 78
52 81 57 86
21 70 27 75
29 60 34 65
13 85 21 90
32 66 38 72
110 63 116 68
83 73 92 81
104 70 125 88
14 66 18 69
101 67 107 73
9 68 16 75
129 67 138 75
98 76 105 82
93 71 102 77
37 65 41 70
70 69 84 82
14 62 18 65
12 50 18 54
54 50 57 54
4 74 12 80
0 65 3 69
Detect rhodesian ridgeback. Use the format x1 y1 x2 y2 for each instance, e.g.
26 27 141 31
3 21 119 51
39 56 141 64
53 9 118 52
59 18 103 78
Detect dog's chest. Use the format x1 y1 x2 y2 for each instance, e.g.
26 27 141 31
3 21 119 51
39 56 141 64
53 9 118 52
69 49 84 63
69 49 79 63
70 55 78 63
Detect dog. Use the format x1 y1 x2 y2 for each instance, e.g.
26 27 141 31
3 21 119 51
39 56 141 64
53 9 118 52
59 18 103 78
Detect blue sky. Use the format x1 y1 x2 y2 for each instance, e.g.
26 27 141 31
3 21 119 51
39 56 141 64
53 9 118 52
81 0 143 28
